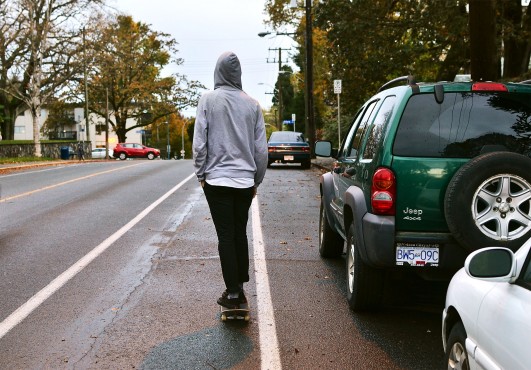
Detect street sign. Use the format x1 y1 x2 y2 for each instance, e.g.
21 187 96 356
283 120 294 125
335 80 342 145
334 79 342 94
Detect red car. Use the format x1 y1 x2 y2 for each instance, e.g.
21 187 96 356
112 143 160 160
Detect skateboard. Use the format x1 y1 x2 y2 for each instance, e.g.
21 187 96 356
220 302 250 322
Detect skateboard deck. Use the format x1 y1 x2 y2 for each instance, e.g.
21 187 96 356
220 302 250 322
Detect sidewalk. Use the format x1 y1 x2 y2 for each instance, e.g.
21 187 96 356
0 159 96 175
312 156 334 171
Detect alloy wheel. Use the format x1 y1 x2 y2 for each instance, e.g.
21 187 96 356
447 342 469 370
472 174 531 241
347 240 355 294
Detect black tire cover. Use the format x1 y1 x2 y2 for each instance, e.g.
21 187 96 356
444 152 531 252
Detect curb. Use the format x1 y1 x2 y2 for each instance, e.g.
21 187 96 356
0 160 102 175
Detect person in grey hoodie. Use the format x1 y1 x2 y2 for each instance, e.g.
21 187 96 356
193 51 268 309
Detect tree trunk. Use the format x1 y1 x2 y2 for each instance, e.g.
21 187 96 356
116 124 127 143
501 1 527 78
32 108 42 157
469 0 498 81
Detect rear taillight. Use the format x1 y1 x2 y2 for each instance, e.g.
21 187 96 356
371 168 396 215
472 82 508 92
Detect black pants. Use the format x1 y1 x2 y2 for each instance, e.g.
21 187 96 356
203 182 254 294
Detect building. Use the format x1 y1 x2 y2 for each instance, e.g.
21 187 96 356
13 106 142 147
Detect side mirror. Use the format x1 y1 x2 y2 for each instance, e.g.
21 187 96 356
315 140 332 157
464 247 516 282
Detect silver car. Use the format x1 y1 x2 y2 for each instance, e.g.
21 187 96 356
91 148 114 159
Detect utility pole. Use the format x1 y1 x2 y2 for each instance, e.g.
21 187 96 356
267 47 290 130
105 88 109 160
83 27 90 143
305 0 315 155
166 121 170 160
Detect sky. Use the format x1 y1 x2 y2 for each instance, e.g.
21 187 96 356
110 0 298 117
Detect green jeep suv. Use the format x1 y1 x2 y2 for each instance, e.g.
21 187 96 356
315 76 531 311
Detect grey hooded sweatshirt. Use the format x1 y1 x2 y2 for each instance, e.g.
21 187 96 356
193 52 268 187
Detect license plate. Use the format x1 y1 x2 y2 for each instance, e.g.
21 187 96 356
284 155 294 161
396 243 439 267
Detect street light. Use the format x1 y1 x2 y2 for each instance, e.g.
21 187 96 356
279 70 303 83
258 31 296 38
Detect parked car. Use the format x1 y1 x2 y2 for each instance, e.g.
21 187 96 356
91 147 114 159
442 237 531 369
315 76 531 311
267 131 311 169
112 143 160 160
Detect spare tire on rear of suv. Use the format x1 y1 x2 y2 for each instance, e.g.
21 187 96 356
444 152 531 252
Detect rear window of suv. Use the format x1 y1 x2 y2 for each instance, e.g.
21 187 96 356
393 92 531 158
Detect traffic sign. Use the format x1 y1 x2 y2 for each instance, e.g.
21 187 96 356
334 80 342 94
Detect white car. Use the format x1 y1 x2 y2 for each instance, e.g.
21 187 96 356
91 148 113 159
442 237 531 370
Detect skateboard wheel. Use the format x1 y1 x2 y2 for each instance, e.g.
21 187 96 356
221 314 227 321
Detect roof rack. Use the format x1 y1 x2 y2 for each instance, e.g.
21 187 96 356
377 75 417 92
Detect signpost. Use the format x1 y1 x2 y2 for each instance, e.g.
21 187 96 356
334 80 342 145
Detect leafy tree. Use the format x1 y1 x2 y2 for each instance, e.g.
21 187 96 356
84 15 203 143
265 0 530 143
314 0 471 113
147 113 189 159
274 66 295 123
265 1 334 137
41 99 76 137
499 1 531 79
281 71 305 133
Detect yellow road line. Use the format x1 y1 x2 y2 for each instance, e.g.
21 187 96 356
0 163 143 203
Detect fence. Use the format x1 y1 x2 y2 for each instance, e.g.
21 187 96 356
0 142 92 159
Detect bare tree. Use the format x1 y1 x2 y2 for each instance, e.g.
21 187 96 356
0 0 104 155
0 0 30 140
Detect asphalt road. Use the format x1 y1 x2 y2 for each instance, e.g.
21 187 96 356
0 160 447 369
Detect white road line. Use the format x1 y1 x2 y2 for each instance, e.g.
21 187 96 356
0 173 196 341
252 199 282 370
